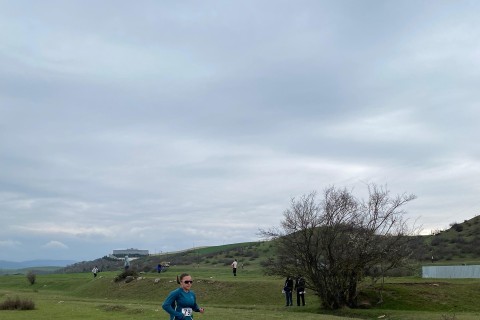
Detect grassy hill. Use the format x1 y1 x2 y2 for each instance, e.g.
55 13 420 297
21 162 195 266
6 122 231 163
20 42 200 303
59 241 276 274
54 215 480 279
427 215 480 261
2 264 480 320
3 216 480 319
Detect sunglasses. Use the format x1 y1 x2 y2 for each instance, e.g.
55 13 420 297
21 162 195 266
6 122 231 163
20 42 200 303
183 280 193 284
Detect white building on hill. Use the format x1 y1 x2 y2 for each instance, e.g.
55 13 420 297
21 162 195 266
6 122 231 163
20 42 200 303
112 248 149 258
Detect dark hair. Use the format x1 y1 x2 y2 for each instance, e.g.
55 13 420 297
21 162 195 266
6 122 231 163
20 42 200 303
177 273 190 284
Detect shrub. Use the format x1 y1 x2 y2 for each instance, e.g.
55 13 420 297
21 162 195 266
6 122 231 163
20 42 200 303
0 296 35 310
114 269 139 282
430 237 442 246
450 223 463 232
218 258 232 266
26 271 36 285
442 313 457 320
139 265 151 273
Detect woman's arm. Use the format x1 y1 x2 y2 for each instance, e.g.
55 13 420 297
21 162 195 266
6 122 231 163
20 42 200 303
162 290 184 319
192 292 201 312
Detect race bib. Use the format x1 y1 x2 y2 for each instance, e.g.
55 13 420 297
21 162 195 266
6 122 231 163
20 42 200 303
182 308 193 316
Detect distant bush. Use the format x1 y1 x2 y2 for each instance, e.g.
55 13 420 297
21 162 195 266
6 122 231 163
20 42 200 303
102 255 120 261
26 271 36 285
450 223 463 232
139 265 151 273
430 237 445 246
114 269 138 282
0 296 35 310
100 304 128 312
242 250 252 257
218 258 232 266
441 313 457 320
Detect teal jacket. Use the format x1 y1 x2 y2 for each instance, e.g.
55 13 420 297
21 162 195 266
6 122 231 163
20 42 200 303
162 287 200 320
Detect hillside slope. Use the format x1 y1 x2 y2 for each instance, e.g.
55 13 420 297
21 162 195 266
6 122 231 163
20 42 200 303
60 241 273 274
412 215 480 263
58 215 480 275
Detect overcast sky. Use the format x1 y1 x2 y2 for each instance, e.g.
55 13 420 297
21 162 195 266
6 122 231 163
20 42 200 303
1 1 479 262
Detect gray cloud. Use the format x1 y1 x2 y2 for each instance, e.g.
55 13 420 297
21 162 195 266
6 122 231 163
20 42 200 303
1 1 480 261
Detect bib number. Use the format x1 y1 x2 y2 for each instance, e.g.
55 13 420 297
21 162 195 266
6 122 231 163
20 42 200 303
182 308 193 316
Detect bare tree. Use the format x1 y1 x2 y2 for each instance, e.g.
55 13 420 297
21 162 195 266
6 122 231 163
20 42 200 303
261 184 416 309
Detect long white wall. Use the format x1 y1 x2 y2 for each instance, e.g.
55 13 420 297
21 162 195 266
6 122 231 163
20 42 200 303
422 265 480 278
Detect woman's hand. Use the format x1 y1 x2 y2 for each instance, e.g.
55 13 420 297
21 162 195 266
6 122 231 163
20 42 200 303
199 307 205 313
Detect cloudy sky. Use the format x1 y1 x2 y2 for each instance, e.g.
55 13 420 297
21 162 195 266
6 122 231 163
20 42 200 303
1 1 479 262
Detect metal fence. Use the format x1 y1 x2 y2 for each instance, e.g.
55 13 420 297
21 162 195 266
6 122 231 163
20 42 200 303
422 265 480 278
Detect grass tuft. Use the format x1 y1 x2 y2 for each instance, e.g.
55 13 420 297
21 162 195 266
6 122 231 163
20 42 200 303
99 304 128 312
0 296 35 310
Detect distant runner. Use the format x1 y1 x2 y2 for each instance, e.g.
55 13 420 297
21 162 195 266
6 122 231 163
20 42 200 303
231 259 238 276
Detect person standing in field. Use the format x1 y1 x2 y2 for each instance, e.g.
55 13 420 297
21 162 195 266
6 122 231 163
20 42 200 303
124 255 130 270
295 275 306 306
231 259 238 276
92 266 99 278
162 273 205 320
284 276 294 306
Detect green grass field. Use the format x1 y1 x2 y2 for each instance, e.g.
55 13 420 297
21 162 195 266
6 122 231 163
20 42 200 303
1 264 480 320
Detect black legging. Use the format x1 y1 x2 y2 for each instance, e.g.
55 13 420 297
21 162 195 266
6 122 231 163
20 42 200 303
296 291 305 306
